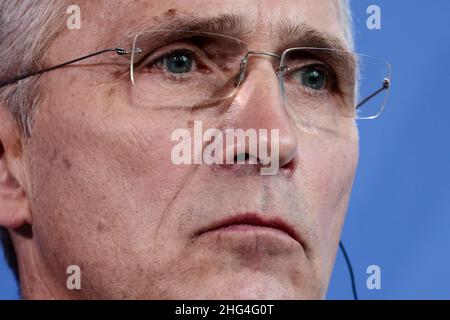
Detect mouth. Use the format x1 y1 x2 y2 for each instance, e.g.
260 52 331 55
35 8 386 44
195 212 304 247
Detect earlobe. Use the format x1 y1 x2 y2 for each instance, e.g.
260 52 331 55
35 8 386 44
0 106 31 228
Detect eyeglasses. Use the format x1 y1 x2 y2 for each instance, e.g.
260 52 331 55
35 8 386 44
0 30 391 124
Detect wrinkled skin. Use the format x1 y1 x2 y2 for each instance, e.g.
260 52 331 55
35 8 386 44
0 0 358 299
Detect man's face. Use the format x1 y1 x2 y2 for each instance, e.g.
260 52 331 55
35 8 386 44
24 0 358 299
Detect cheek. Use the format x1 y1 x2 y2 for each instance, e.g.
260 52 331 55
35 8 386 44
30 73 195 214
296 125 359 248
24 82 198 294
293 125 358 288
28 103 192 225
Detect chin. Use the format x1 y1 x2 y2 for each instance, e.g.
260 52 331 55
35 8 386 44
176 273 307 300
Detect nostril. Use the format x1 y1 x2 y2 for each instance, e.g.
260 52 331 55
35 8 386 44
234 153 263 165
279 150 299 177
234 153 250 163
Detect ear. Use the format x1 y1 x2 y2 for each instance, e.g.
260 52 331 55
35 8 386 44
0 104 31 228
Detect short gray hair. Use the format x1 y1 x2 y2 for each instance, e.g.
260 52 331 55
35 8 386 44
340 0 354 50
0 0 68 137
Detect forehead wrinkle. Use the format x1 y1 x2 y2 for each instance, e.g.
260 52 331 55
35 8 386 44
121 11 255 43
120 9 348 49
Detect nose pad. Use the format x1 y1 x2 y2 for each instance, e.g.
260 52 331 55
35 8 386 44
234 57 248 87
275 64 289 102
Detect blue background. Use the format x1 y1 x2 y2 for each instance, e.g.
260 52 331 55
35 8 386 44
1 0 449 299
328 0 450 300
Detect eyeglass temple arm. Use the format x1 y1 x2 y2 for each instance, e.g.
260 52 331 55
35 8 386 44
355 78 391 110
0 48 132 88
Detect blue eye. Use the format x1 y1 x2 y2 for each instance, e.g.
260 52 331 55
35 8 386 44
295 67 327 91
163 52 194 74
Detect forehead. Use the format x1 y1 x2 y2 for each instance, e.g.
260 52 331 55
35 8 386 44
70 0 347 52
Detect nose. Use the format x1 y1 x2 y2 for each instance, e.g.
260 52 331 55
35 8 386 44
222 57 299 176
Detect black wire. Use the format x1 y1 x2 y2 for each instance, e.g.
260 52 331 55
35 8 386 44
339 240 359 300
355 78 390 110
0 48 121 88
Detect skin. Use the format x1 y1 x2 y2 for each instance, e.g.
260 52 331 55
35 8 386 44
0 0 358 299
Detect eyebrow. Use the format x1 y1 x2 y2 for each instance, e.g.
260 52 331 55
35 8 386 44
277 18 350 53
122 11 356 84
124 12 350 52
123 13 252 43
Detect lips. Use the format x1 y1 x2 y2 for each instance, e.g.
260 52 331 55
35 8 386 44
196 212 303 246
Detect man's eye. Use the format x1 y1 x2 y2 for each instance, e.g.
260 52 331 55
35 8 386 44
160 52 194 74
294 67 328 91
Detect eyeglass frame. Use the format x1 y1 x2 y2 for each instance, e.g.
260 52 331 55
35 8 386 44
0 32 391 115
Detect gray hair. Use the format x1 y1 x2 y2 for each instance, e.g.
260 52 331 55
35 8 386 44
340 0 354 50
0 1 68 137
